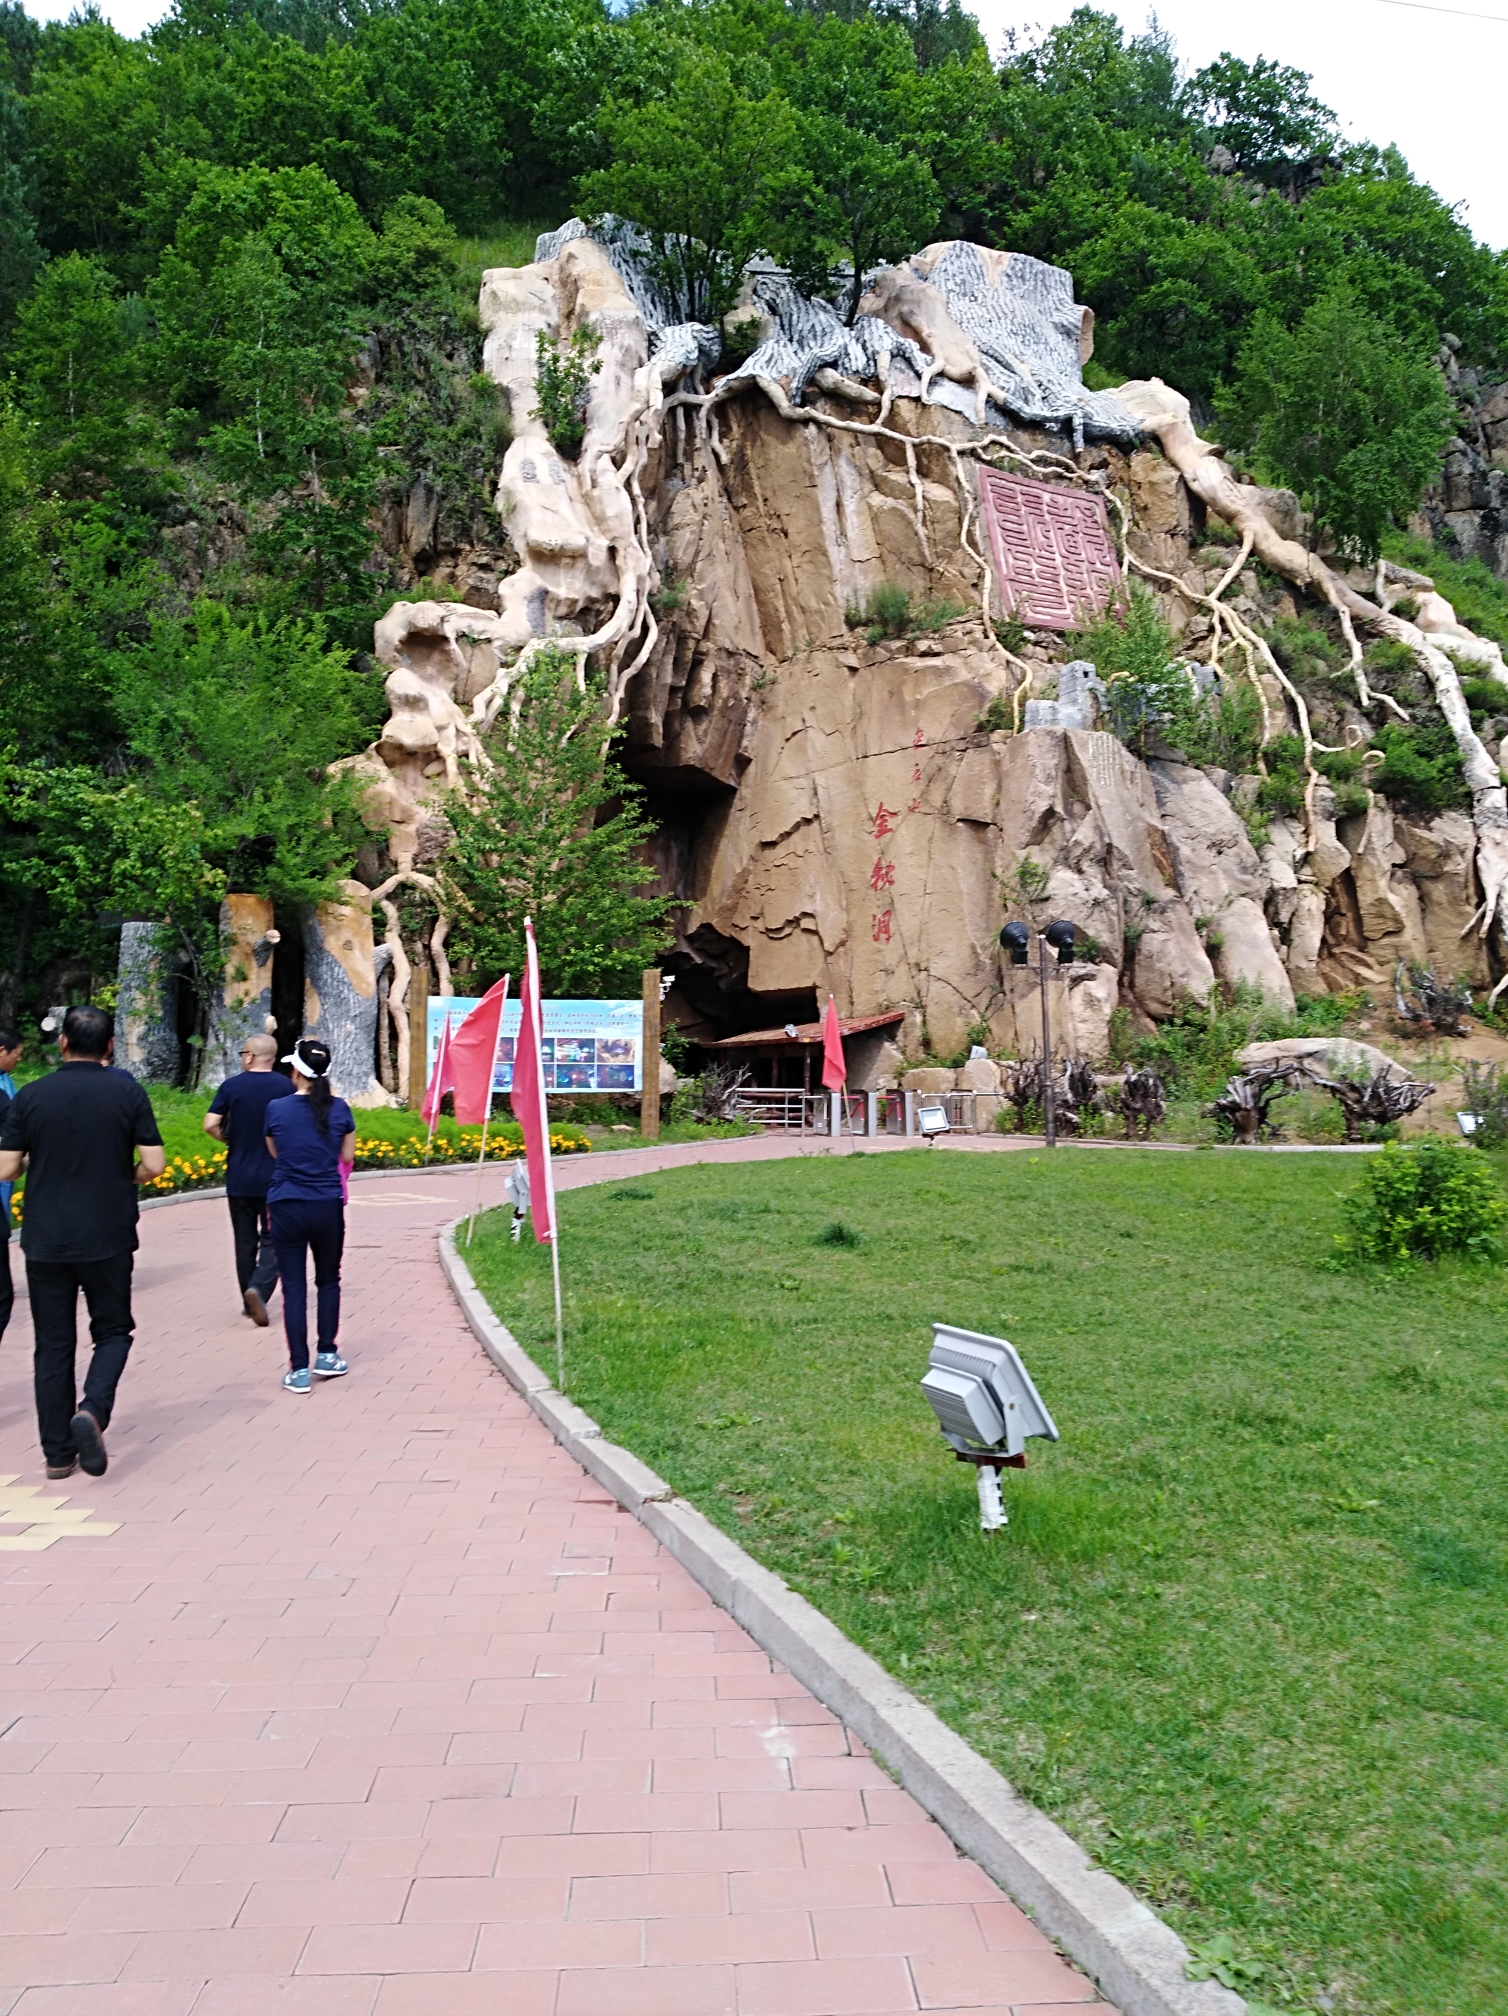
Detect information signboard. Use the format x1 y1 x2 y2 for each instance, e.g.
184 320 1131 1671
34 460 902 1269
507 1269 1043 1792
426 997 644 1095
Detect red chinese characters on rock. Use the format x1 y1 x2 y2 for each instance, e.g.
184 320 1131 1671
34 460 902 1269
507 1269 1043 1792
977 467 1121 631
872 803 899 841
871 911 893 944
869 859 896 893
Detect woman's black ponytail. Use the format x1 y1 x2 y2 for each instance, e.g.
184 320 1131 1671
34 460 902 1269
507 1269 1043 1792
293 1039 335 1132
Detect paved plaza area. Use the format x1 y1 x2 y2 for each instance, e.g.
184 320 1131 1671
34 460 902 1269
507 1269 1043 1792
0 1144 1110 2015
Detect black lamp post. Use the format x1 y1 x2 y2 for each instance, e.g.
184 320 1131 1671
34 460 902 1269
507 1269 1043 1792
998 917 1077 1148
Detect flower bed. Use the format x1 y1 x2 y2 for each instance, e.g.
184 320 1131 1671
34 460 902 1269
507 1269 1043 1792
9 1121 592 1216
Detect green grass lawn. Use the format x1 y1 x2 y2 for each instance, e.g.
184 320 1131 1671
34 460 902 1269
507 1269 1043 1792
467 1148 1508 2016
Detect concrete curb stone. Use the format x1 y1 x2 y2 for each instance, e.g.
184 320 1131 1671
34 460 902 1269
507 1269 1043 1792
438 1213 1245 2016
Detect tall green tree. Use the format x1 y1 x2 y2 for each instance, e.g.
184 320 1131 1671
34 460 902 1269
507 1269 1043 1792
1217 279 1455 562
110 598 383 906
9 252 159 495
441 649 671 997
577 48 795 323
765 14 941 319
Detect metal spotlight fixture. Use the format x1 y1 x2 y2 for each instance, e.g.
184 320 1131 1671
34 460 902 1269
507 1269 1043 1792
1044 918 1077 964
920 1324 1059 1530
999 921 1030 967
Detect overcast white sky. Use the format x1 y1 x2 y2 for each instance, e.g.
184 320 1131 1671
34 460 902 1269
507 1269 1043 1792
23 0 1508 248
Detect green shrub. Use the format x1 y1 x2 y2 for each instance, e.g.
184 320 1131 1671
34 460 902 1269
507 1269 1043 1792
1337 1140 1508 1266
1369 717 1470 813
1268 616 1346 685
1460 674 1507 718
1128 981 1371 1098
531 326 601 459
815 1218 862 1247
846 583 964 644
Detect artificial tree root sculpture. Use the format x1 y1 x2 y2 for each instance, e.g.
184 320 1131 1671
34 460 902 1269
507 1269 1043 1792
1116 1068 1167 1141
1300 1064 1435 1142
1210 1061 1302 1144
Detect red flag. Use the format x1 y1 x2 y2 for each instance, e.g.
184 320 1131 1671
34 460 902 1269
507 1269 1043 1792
421 1009 454 1126
821 995 846 1091
509 918 556 1245
449 977 510 1125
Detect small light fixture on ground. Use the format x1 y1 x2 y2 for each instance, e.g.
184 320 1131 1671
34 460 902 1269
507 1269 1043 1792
917 1100 950 1138
920 1324 1059 1530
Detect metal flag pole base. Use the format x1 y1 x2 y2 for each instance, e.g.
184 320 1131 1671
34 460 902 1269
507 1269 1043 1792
466 1107 491 1247
549 1232 565 1391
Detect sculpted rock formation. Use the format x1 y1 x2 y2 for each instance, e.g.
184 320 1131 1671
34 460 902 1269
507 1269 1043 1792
327 224 1507 1072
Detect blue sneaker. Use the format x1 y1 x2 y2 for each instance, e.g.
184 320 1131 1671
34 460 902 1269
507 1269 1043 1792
313 1353 348 1379
282 1368 311 1393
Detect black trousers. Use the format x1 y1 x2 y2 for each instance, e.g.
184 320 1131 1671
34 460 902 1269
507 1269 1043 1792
269 1197 344 1371
0 1230 12 1344
227 1194 279 1303
25 1249 135 1467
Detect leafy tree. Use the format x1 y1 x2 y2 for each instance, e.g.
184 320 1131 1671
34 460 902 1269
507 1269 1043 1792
578 48 795 324
0 75 39 330
26 17 165 258
765 14 940 320
1184 53 1337 187
110 599 384 908
9 252 160 495
441 647 672 997
1218 279 1455 562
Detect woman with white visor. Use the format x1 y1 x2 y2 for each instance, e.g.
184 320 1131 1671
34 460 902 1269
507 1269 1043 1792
264 1038 356 1392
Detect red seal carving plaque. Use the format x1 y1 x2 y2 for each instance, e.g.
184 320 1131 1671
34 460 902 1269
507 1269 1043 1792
976 467 1121 631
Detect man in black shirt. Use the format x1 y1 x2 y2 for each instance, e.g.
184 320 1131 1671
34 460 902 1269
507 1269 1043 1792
0 1005 166 1479
0 1023 20 1350
204 1033 293 1325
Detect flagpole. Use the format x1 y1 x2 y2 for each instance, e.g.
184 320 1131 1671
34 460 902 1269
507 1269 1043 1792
525 918 565 1389
467 976 510 1247
423 1012 451 1164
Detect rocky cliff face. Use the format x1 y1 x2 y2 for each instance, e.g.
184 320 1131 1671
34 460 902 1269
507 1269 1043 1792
358 232 1502 1070
1418 343 1508 576
607 390 1487 1058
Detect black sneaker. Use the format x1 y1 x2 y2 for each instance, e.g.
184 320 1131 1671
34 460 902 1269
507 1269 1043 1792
45 1459 77 1481
71 1411 107 1477
243 1290 270 1328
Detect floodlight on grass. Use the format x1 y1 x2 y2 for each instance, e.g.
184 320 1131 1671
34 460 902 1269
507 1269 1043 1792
920 1324 1059 1530
917 1101 950 1138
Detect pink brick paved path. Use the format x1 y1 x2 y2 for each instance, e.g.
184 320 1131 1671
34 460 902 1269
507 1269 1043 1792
0 1144 1111 2015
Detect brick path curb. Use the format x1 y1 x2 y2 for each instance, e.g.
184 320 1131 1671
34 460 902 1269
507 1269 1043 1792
438 1215 1246 2016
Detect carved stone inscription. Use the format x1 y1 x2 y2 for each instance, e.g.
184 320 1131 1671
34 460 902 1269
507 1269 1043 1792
977 468 1120 630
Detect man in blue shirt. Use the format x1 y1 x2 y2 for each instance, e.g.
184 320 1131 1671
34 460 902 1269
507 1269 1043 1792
205 1034 294 1326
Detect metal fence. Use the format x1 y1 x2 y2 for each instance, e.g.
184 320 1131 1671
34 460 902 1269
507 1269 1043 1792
731 1087 980 1137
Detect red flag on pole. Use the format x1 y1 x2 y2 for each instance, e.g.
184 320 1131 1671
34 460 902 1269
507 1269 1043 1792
821 995 846 1091
509 919 556 1247
421 1009 454 1127
449 977 510 1125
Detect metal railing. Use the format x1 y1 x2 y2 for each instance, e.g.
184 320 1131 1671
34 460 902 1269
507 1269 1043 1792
732 1088 831 1131
732 1088 948 1136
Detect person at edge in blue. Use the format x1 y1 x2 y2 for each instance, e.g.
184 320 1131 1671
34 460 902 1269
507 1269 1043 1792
203 1032 294 1327
0 1023 22 1349
264 1038 355 1394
